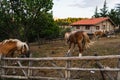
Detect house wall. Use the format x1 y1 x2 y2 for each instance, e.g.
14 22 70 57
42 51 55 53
72 25 94 34
72 20 114 34
96 20 114 32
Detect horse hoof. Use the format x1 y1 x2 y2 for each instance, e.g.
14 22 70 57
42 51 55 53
90 70 95 74
79 53 82 57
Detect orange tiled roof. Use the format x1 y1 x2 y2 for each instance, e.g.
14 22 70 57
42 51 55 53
71 17 109 26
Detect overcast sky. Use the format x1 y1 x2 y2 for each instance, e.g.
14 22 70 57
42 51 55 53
52 0 120 18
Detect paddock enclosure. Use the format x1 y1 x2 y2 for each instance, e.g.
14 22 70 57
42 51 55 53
0 35 120 80
1 55 120 80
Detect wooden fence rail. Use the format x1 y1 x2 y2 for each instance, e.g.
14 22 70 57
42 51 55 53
0 55 120 80
2 55 120 60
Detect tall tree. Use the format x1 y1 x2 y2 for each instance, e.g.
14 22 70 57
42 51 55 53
99 0 108 17
108 9 117 25
93 6 100 18
0 0 59 42
0 0 22 39
116 4 120 30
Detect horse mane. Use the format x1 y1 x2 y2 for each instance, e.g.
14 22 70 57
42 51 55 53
2 39 20 44
2 39 29 51
66 31 77 43
22 42 29 51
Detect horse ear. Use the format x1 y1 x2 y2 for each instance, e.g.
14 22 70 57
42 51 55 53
25 41 30 47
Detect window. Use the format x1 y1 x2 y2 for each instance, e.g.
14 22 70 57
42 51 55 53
85 26 90 30
76 26 80 29
96 26 100 30
102 25 105 29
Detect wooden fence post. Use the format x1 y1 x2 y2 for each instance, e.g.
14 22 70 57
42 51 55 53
94 53 106 80
0 54 2 79
117 58 120 80
65 52 71 80
1 55 5 80
28 53 33 80
65 60 71 80
95 53 114 80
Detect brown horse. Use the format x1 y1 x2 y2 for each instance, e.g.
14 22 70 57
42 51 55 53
0 39 30 58
94 31 105 39
64 31 77 45
67 31 92 57
64 32 71 45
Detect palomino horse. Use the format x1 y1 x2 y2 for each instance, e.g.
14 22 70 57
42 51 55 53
67 31 92 57
0 39 30 58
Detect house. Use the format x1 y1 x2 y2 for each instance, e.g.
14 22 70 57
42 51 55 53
71 17 115 34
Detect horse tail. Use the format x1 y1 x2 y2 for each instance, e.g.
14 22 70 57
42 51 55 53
82 32 91 49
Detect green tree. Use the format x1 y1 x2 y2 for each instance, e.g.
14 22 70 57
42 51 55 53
108 9 117 25
116 4 120 30
93 6 100 18
0 0 22 40
0 0 59 42
99 0 108 17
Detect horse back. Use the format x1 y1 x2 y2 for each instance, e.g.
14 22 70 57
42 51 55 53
0 41 17 56
76 31 90 48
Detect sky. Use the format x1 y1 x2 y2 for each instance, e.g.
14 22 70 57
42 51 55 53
52 0 120 19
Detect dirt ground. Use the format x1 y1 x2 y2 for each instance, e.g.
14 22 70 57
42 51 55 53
30 35 120 57
29 35 120 80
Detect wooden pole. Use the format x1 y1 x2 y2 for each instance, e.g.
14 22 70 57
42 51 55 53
50 61 64 77
0 54 2 79
65 60 71 80
1 55 5 80
65 52 71 80
28 53 33 80
17 61 28 78
94 53 106 80
117 58 120 80
96 62 106 80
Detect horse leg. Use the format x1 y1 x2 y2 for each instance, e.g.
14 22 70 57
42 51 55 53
78 43 83 57
67 42 72 57
0 54 2 59
72 43 76 53
64 39 67 46
93 34 97 41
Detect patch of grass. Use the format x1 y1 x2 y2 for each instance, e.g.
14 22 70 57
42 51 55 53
28 36 120 80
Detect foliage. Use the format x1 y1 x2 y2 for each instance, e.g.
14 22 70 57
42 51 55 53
99 0 108 17
108 9 118 25
55 17 84 26
60 28 71 38
0 0 60 42
93 6 100 18
93 0 120 32
115 4 120 30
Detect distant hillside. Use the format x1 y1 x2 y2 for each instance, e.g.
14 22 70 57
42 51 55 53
54 17 88 26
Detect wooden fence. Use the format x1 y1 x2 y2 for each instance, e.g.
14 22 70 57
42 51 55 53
0 55 120 80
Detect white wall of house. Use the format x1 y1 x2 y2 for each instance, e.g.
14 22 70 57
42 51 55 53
72 25 95 34
72 20 114 34
96 20 114 32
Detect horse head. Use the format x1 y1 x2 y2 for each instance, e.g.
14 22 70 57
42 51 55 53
17 41 30 57
18 42 30 58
